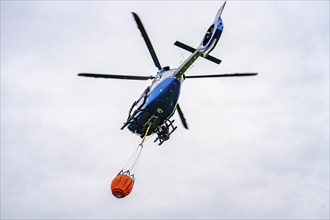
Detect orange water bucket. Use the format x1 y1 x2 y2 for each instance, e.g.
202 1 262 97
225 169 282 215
111 174 134 198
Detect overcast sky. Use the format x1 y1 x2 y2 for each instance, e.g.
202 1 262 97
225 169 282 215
1 1 329 219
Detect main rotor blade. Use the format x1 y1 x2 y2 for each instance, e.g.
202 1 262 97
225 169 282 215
185 73 258 79
176 103 189 130
78 73 154 80
132 12 162 70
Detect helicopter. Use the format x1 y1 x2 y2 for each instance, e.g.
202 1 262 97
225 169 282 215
78 1 257 146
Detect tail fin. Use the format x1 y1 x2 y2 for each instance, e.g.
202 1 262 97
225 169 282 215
217 1 226 17
197 1 226 57
174 2 227 78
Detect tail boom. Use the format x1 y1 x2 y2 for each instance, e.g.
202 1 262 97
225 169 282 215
175 50 203 78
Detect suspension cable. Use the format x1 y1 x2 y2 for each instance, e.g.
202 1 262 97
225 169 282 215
139 122 152 146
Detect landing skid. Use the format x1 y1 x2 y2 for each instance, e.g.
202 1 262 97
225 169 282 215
121 87 150 130
154 119 177 146
120 108 154 131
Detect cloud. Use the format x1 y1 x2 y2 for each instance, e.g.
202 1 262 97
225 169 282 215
1 1 329 219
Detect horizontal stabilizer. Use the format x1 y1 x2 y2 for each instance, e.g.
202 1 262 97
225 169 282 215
174 41 195 53
174 41 221 64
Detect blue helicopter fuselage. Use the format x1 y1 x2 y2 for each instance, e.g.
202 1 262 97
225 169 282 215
127 70 183 136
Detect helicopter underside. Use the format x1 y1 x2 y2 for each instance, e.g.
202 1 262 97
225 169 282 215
124 77 181 144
